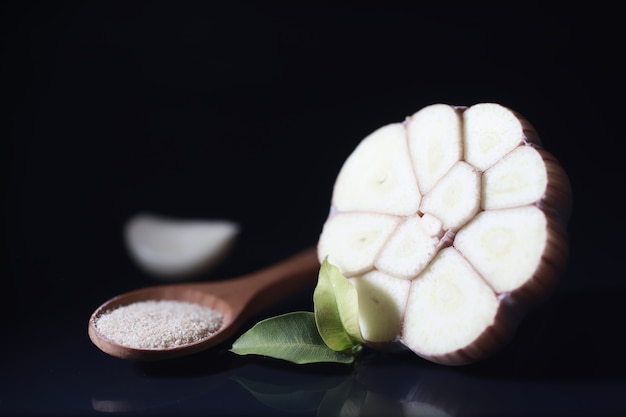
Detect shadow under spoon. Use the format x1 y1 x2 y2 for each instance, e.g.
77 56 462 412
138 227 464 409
88 247 320 361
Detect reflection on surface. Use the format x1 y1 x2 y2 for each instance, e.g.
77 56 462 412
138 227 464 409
91 349 236 413
232 352 626 417
233 374 345 414
230 355 451 417
89 350 626 416
92 373 229 413
89 291 626 416
229 290 626 416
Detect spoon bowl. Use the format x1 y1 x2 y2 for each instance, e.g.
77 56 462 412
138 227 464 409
88 247 320 361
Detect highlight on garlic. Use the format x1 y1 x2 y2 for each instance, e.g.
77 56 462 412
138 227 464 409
317 103 572 365
124 213 240 280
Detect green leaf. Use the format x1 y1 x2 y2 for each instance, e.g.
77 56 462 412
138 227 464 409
230 312 354 364
313 258 364 352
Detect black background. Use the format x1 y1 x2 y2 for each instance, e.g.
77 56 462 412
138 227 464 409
2 2 625 416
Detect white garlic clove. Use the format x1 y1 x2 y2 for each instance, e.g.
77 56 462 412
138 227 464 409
124 213 240 280
332 123 422 216
407 103 463 195
317 212 400 277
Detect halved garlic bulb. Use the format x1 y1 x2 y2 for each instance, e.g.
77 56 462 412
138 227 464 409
317 103 571 365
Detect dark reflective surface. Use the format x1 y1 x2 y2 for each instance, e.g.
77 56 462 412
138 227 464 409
3 282 626 416
2 2 623 416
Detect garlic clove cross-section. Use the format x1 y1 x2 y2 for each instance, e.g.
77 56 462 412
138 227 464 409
317 102 571 365
125 213 240 280
332 123 422 216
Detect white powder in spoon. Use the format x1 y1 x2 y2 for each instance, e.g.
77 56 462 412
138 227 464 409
94 300 223 349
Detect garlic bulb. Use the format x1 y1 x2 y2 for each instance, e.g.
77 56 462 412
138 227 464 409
317 103 571 365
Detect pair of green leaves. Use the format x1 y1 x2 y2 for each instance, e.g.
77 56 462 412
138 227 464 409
230 259 364 364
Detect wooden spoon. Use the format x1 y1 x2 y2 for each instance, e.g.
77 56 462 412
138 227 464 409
88 247 320 361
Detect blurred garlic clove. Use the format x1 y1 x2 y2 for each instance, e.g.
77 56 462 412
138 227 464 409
124 213 240 280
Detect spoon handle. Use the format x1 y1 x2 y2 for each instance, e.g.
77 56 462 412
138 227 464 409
218 246 321 321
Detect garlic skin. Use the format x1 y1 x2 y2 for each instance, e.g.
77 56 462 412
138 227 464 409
125 213 240 280
318 103 572 365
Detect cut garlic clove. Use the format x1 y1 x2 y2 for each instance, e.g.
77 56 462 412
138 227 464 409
419 161 481 231
317 211 400 277
407 104 463 195
463 103 524 171
125 213 240 280
402 247 500 361
454 206 547 294
351 270 411 343
375 214 442 280
481 146 548 210
332 123 422 216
